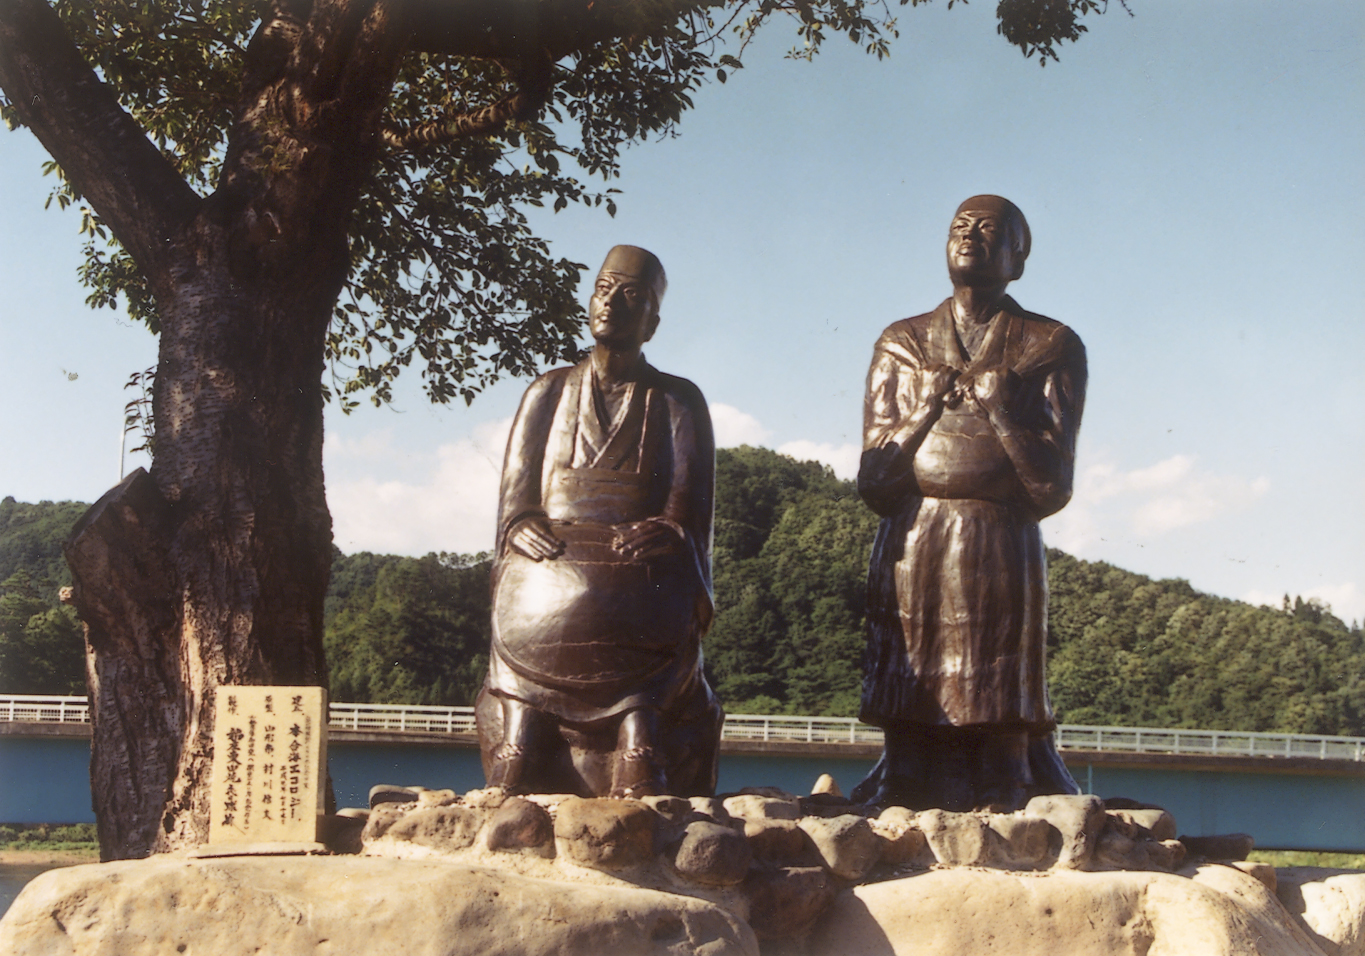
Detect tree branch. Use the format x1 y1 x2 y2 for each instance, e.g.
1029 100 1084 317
381 54 553 151
0 0 200 278
402 0 723 61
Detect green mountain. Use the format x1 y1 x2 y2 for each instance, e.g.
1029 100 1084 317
3 455 1361 734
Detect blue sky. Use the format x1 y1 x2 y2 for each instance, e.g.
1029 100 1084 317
2 0 1362 621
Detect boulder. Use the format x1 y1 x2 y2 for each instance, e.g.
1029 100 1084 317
799 814 882 881
1182 833 1256 862
987 813 1053 868
554 797 659 870
1111 807 1178 842
1025 794 1106 869
384 805 485 853
811 773 843 797
918 809 997 867
485 797 554 856
741 865 837 941
809 864 1331 956
744 819 812 864
0 857 758 956
723 793 801 822
1276 867 1365 956
868 815 930 866
670 820 753 886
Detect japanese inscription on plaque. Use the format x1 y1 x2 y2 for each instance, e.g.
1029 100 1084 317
208 685 327 845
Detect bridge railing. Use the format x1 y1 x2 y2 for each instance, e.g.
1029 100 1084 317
0 695 90 724
719 713 883 745
5 695 1365 762
328 701 478 735
1053 725 1365 762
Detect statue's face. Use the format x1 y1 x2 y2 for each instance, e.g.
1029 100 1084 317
589 269 657 349
946 208 1022 285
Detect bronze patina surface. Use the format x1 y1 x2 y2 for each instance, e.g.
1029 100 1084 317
476 245 722 798
853 197 1087 812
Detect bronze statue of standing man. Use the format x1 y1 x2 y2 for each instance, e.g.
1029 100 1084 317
852 196 1086 812
476 245 722 799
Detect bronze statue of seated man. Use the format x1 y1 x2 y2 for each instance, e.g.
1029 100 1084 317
475 245 722 799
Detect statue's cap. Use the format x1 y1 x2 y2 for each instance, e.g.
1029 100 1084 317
599 245 667 305
954 195 1030 260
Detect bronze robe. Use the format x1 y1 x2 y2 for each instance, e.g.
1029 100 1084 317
858 296 1086 730
488 355 716 725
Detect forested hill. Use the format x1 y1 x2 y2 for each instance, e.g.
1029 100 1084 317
3 457 1363 735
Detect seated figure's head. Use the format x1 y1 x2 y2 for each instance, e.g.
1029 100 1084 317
947 195 1031 287
590 245 668 350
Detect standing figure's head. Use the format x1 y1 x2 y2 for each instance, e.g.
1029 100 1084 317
589 245 668 351
946 195 1031 288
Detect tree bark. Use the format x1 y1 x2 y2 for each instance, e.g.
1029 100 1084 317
3 0 409 856
64 470 179 860
2 0 709 858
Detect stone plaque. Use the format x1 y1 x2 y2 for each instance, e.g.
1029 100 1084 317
208 685 327 845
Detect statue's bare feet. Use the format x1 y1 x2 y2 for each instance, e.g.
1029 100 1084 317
486 741 531 794
608 746 666 799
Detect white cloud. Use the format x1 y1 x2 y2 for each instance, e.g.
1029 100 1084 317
710 403 771 448
777 439 861 481
323 429 397 461
326 418 511 556
1046 453 1270 553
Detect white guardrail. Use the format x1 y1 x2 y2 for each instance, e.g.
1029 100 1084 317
5 695 1365 762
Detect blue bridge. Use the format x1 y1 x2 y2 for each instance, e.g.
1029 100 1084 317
4 696 1363 852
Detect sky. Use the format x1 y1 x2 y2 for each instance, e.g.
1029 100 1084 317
1 0 1362 622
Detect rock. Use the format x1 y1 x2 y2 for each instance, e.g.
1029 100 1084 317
741 866 837 941
734 786 798 800
799 795 867 819
415 788 460 809
1025 793 1106 869
320 811 367 855
385 805 484 853
369 784 422 807
811 774 843 797
722 794 800 822
877 805 917 828
1151 839 1187 871
1182 833 1255 861
689 797 736 827
0 857 759 956
798 814 881 881
461 787 512 811
744 819 812 864
1094 822 1185 872
555 797 659 870
918 809 997 867
670 820 753 886
1277 866 1365 956
1101 796 1166 811
486 797 554 856
1232 860 1278 893
362 801 410 841
987 813 1052 868
868 818 930 866
641 795 694 820
809 864 1330 956
1111 807 1178 841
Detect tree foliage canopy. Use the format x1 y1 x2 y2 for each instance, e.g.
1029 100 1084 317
4 0 1117 410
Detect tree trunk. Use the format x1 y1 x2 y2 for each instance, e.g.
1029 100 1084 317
4 0 670 858
65 223 340 855
64 470 179 859
37 0 411 858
